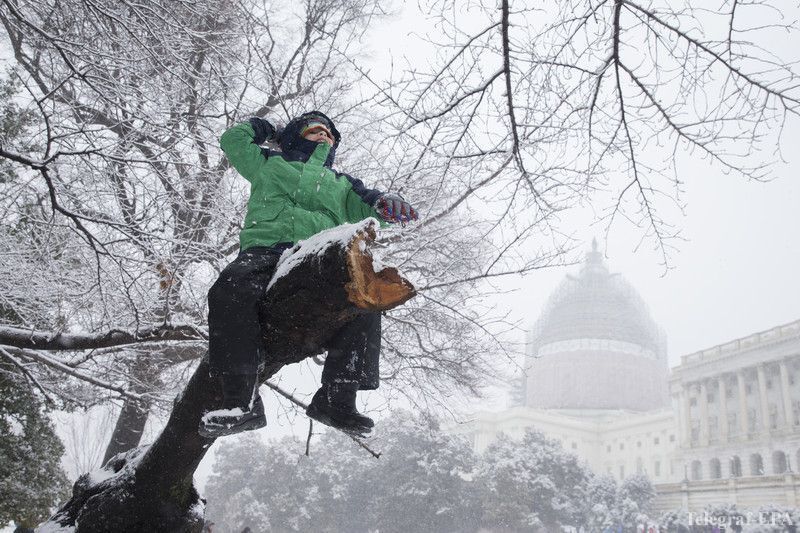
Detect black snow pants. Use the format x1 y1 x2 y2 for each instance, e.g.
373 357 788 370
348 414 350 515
208 246 381 390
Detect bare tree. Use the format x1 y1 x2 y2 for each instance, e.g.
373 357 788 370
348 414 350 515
0 0 393 461
0 2 531 528
0 0 532 453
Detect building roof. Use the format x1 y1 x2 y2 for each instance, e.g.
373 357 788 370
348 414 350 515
530 240 666 359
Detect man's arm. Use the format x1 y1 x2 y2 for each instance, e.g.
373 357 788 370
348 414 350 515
339 172 384 223
339 172 418 224
219 118 276 181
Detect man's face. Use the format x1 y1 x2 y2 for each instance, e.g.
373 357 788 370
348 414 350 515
301 122 335 146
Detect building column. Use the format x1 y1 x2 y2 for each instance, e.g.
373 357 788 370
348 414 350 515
727 477 738 505
718 375 729 443
785 474 798 507
679 386 691 448
737 370 748 437
780 360 794 429
719 454 729 478
757 364 771 431
681 479 690 509
699 381 710 446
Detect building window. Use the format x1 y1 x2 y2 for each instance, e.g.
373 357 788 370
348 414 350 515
669 434 675 442
691 460 703 480
750 453 764 476
770 404 779 430
730 456 742 477
746 384 753 395
728 412 738 435
571 442 577 450
637 441 642 448
767 379 773 390
690 397 698 407
773 451 788 474
748 409 757 433
654 437 660 445
708 416 718 440
708 393 715 403
709 458 722 479
654 460 661 477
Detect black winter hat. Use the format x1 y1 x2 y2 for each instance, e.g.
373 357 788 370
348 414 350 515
279 111 341 151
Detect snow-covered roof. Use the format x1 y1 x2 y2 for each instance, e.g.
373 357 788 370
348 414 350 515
531 240 666 360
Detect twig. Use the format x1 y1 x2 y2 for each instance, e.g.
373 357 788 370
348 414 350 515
1 345 144 402
0 346 55 405
501 0 525 174
263 381 381 459
305 419 313 457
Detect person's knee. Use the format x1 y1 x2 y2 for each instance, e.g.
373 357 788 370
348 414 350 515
207 277 228 306
208 274 246 306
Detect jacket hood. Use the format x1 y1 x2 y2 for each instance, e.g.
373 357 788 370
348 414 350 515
278 111 341 167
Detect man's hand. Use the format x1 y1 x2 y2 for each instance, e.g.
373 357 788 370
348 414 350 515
249 117 277 145
375 194 418 224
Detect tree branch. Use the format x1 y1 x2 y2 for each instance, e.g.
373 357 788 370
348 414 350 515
0 324 207 351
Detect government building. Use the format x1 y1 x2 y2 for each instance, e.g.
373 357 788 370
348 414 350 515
448 242 800 511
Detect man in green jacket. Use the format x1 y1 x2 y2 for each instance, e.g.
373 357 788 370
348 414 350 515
199 111 417 439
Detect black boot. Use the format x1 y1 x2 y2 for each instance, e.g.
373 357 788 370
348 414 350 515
199 374 267 438
306 382 373 435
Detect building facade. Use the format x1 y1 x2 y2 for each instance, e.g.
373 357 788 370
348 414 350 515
448 245 800 511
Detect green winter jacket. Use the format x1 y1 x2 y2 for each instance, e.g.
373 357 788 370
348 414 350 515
220 121 382 251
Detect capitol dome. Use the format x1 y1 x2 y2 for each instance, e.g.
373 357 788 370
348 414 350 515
525 240 670 412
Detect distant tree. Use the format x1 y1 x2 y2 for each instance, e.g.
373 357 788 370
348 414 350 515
617 473 656 526
0 71 70 532
348 411 480 533
205 410 479 533
618 472 654 503
0 74 38 186
475 429 591 532
204 433 325 532
580 473 619 531
0 361 69 529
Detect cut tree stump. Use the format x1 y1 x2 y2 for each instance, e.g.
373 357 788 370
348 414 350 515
43 219 415 533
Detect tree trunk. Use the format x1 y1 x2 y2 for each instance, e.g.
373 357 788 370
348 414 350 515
100 396 149 466
45 220 415 532
100 355 161 465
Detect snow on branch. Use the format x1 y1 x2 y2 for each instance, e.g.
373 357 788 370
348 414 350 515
0 323 207 351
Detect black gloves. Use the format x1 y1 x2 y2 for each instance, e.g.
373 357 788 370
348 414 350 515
249 117 277 145
375 193 418 223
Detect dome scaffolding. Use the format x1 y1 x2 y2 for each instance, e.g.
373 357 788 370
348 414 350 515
523 241 670 412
